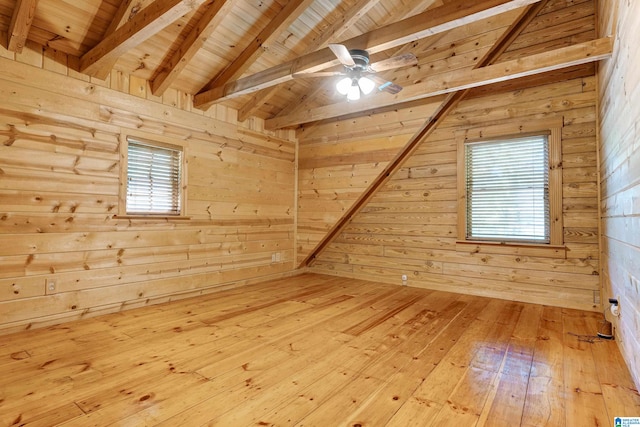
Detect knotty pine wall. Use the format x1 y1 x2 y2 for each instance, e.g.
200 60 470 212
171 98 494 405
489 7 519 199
598 0 640 388
0 42 297 334
302 75 600 311
299 0 600 311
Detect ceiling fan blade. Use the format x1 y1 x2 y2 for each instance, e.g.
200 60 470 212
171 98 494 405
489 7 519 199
370 75 403 94
328 43 356 67
369 53 418 72
292 71 346 79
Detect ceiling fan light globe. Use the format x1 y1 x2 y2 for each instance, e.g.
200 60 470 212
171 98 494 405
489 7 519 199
347 83 361 101
358 76 375 95
336 77 352 95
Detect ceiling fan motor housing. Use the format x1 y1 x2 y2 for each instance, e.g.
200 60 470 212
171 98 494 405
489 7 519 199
348 49 370 70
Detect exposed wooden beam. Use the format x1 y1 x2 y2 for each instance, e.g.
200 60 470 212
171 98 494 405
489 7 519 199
261 0 440 124
201 0 316 93
193 0 542 109
7 0 38 53
305 0 384 52
151 0 237 96
266 37 612 129
298 91 464 268
236 0 384 121
299 0 551 268
104 0 136 37
79 0 207 80
267 2 451 128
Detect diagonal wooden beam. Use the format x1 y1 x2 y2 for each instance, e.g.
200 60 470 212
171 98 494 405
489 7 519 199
200 0 316 93
236 0 384 122
104 0 137 37
151 0 238 96
79 0 208 80
266 2 451 128
258 0 439 124
299 0 552 268
193 0 542 110
7 0 38 53
265 37 612 129
237 87 280 121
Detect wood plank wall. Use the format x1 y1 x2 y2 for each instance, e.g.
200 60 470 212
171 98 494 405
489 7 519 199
598 0 640 389
299 0 601 311
0 42 298 335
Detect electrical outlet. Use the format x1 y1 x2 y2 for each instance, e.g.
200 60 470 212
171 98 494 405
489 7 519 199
610 295 621 317
46 279 56 294
271 253 276 263
401 274 408 286
275 252 281 262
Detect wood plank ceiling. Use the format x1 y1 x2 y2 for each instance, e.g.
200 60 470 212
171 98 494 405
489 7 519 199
0 0 610 129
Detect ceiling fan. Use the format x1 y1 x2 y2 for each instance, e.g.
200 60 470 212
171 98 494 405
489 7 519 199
294 44 418 101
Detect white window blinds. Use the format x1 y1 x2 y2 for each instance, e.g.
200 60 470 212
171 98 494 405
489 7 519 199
465 134 550 243
126 139 182 215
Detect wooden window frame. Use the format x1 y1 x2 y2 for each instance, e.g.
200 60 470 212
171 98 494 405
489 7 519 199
456 119 564 257
117 131 189 220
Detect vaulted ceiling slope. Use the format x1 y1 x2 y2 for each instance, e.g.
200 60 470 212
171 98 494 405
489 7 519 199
0 0 610 129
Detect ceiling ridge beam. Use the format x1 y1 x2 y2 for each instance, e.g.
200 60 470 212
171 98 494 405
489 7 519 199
270 23 450 133
193 0 543 110
200 0 316 93
7 0 38 53
150 0 238 96
79 0 208 80
266 37 612 129
298 0 551 268
261 0 439 125
236 0 384 121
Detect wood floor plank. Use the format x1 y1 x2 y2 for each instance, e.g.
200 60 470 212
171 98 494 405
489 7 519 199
342 301 475 426
589 313 640 420
61 371 209 426
479 304 542 426
243 292 470 426
0 273 637 426
411 299 514 406
339 295 491 426
248 360 363 426
520 305 566 426
6 402 85 427
562 308 610 427
157 354 353 426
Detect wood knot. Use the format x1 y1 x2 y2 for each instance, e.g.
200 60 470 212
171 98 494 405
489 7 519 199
139 393 152 402
10 351 29 360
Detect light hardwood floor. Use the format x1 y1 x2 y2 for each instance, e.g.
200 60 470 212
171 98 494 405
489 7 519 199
1 273 639 426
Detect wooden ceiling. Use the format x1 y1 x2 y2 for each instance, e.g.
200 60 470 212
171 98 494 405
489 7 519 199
0 0 609 130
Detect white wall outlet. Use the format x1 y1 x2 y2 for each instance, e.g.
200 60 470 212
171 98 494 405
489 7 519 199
401 274 408 285
275 252 281 262
46 279 56 294
271 253 276 263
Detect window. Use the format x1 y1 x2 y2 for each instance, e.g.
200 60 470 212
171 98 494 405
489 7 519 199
465 135 550 243
457 123 563 249
125 138 183 216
